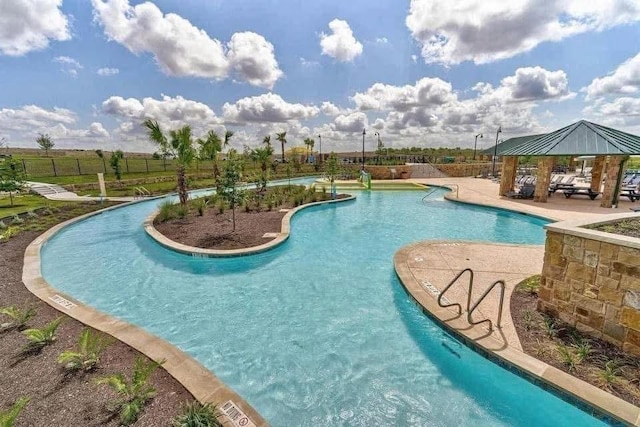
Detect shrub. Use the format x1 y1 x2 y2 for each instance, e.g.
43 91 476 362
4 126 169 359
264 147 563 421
58 328 114 371
0 397 29 427
192 198 209 217
97 357 163 425
573 339 592 363
597 360 620 390
172 401 223 427
11 215 23 225
217 201 225 214
175 204 189 219
26 211 38 219
0 220 6 230
157 200 177 223
541 316 559 338
557 345 577 372
0 227 19 243
22 317 63 350
517 275 541 295
0 306 36 331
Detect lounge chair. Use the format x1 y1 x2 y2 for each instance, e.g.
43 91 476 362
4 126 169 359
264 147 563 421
506 183 535 199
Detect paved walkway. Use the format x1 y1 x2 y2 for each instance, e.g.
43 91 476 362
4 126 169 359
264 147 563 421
27 181 135 202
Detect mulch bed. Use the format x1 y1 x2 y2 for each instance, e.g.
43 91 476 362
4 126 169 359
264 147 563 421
585 218 640 239
510 286 640 406
0 205 192 426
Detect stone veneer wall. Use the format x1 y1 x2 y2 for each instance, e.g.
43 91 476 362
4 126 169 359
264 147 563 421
539 225 640 355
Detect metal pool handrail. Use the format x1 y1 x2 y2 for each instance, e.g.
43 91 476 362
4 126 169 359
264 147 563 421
437 268 474 314
467 279 505 332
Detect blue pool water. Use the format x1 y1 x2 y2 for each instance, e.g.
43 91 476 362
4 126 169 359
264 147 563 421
42 182 607 426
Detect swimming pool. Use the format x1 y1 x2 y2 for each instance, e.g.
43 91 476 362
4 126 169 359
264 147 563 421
41 183 607 426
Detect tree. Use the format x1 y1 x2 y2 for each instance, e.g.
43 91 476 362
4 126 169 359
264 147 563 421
263 135 271 148
249 145 273 193
303 137 313 162
0 157 26 207
36 133 54 157
197 130 223 182
144 120 196 205
325 152 339 199
219 153 245 232
276 132 287 162
110 150 124 180
95 149 104 158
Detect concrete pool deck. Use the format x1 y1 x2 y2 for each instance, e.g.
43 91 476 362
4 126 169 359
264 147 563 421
393 177 640 425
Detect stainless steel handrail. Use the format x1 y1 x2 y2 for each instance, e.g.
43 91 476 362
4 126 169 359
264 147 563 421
467 280 505 332
437 268 474 315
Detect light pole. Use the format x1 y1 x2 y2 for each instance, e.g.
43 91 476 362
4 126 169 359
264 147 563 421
361 128 366 171
317 134 322 164
473 133 483 161
491 126 502 177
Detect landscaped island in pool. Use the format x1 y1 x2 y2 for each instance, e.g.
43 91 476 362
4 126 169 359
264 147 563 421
41 181 608 426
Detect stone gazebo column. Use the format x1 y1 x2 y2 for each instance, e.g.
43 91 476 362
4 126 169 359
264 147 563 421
499 156 519 196
534 157 554 203
600 155 626 208
590 155 606 193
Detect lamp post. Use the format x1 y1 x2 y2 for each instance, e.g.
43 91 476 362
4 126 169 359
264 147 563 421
361 128 366 171
317 134 322 164
473 133 483 161
491 126 502 177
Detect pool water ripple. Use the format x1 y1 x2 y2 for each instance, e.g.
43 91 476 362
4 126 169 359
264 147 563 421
42 185 607 426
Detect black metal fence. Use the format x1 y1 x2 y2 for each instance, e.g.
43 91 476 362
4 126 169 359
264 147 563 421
19 158 194 177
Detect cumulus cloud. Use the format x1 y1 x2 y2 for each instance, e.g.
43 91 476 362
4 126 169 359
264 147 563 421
91 0 282 88
500 67 572 101
0 0 70 56
321 102 343 116
406 0 640 65
584 53 640 100
97 67 119 76
375 37 389 44
584 97 640 128
222 93 319 123
333 112 368 132
0 105 76 132
54 56 83 77
320 19 363 62
351 77 456 111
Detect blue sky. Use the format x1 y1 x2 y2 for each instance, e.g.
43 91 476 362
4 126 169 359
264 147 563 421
1 0 639 153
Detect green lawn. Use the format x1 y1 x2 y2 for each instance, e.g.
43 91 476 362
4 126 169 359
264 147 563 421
0 194 67 219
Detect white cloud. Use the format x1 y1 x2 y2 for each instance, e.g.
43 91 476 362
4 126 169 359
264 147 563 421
97 67 119 76
333 112 368 132
226 32 282 89
500 67 572 102
88 122 110 137
0 0 70 56
584 53 640 100
375 37 389 44
406 0 640 65
351 77 456 111
320 19 363 62
91 0 282 88
411 55 418 64
222 93 319 123
584 97 640 128
321 102 343 116
54 56 83 77
0 105 76 132
300 57 319 67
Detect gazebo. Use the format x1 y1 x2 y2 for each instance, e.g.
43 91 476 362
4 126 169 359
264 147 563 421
492 120 640 207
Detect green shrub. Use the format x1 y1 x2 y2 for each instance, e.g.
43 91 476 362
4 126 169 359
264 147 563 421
11 215 23 225
517 275 541 295
172 401 223 427
0 227 19 243
97 357 163 425
22 317 63 350
0 397 29 427
573 339 592 363
557 345 577 372
58 328 113 371
175 204 189 219
0 306 36 331
217 201 225 214
192 198 209 217
26 211 38 219
0 220 6 230
157 200 177 223
597 360 620 390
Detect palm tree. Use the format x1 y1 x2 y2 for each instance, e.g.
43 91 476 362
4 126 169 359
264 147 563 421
276 132 287 162
144 119 195 205
263 135 271 148
250 145 273 193
223 130 234 151
197 130 223 181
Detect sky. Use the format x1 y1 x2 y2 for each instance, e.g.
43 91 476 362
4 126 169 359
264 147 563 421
1 0 640 154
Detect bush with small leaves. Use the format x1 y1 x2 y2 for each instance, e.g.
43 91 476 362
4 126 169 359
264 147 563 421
0 397 29 427
26 211 38 219
0 306 36 331
22 317 63 351
11 215 23 225
97 357 164 426
172 401 223 427
58 328 114 371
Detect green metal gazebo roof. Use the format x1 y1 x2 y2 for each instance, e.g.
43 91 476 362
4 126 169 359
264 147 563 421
482 134 545 156
499 120 640 156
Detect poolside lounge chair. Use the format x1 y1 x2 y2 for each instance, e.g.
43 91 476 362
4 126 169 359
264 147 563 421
549 175 575 193
506 183 535 199
630 206 640 212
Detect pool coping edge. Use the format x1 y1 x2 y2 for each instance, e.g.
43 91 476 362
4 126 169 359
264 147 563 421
22 198 270 427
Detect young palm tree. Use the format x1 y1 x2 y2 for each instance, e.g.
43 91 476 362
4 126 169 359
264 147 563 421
223 130 234 151
250 145 274 193
197 130 223 181
262 135 271 148
144 120 195 205
276 132 287 162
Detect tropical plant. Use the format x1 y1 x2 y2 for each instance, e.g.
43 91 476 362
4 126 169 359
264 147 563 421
249 145 273 193
0 227 19 243
144 120 196 205
58 328 113 371
0 397 29 427
522 310 534 331
157 200 177 223
97 357 163 425
192 197 209 216
172 401 223 427
22 317 63 350
325 152 339 199
36 133 54 157
303 137 315 162
0 306 36 331
518 275 541 295
0 158 26 207
597 360 621 390
541 316 559 338
175 204 189 219
197 131 223 182
110 150 124 180
10 215 23 225
276 131 287 162
219 153 245 231
573 339 592 363
263 134 271 148
557 345 577 372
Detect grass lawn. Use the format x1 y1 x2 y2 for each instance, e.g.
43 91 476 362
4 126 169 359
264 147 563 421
35 170 178 185
0 194 67 219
